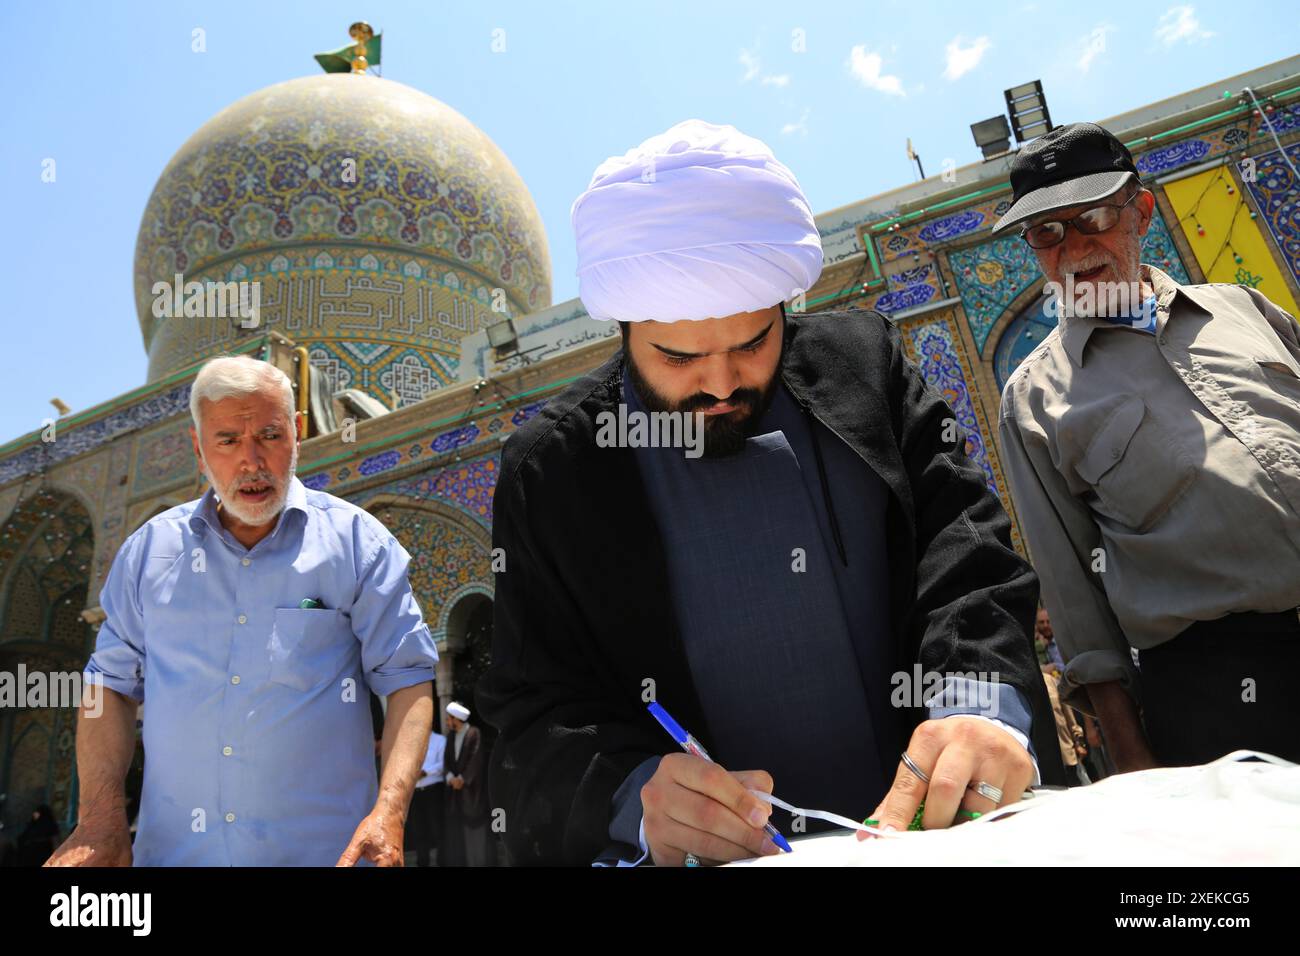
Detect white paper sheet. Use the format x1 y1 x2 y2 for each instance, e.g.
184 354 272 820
729 751 1300 866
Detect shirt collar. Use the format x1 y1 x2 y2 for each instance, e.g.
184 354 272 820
187 474 310 539
1059 264 1191 367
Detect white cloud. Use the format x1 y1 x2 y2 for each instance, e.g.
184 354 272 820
848 46 905 97
782 108 811 137
1077 25 1113 72
1155 6 1214 46
739 46 791 88
943 35 992 81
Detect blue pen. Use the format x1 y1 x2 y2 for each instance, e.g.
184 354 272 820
646 701 792 853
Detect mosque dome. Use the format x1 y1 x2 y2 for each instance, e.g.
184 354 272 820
133 73 551 405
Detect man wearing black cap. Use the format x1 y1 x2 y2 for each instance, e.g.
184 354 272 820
998 122 1300 771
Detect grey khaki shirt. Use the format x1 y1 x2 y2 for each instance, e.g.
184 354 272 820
999 264 1300 711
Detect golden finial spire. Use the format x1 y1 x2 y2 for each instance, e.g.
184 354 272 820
348 22 374 74
314 22 382 75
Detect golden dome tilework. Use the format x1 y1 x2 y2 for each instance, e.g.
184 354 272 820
133 74 551 402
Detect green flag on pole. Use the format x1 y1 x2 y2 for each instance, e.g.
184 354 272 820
314 33 382 74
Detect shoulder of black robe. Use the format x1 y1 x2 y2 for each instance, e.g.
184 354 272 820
782 308 1064 788
476 351 710 865
478 309 1062 866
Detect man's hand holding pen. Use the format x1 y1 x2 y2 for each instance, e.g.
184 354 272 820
641 753 783 866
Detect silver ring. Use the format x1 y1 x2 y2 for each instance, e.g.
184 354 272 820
970 780 1003 803
900 751 930 784
684 852 701 867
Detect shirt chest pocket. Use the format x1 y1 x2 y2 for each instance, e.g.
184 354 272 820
1257 358 1300 407
1074 395 1196 533
268 607 357 693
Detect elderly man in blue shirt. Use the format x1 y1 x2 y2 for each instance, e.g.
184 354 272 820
47 355 438 866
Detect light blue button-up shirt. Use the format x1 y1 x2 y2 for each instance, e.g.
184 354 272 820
84 476 438 866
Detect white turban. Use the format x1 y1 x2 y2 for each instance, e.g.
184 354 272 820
571 119 823 322
446 702 470 721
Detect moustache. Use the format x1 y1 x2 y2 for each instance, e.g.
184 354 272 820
678 387 764 414
1061 253 1115 278
229 472 277 490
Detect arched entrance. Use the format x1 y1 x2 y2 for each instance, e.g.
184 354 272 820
0 488 96 839
444 591 495 749
442 589 497 866
992 293 1059 391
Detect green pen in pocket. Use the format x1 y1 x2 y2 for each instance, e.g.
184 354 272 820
299 598 324 609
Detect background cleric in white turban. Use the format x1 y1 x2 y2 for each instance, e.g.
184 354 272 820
478 119 1065 866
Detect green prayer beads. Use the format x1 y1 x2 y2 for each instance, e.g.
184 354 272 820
863 801 981 832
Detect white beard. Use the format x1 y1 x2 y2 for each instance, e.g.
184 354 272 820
1056 248 1142 319
203 443 298 527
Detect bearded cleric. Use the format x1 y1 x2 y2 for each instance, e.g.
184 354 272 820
53 356 437 867
477 120 1063 867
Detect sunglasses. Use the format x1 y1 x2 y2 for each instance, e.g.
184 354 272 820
1019 188 1140 250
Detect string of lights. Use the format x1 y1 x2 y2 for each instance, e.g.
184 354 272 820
1173 96 1290 285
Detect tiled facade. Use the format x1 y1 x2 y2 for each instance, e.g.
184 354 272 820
2 64 1299 834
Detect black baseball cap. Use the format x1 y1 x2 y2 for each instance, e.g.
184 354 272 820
990 122 1140 236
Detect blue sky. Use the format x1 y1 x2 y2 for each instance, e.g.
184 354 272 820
3 0 1293 442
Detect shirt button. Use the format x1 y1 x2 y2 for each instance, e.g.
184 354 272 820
225 812 236 823
241 557 251 567
231 675 240 685
237 614 247 624
222 746 233 756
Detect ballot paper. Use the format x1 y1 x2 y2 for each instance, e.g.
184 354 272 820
730 751 1300 866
